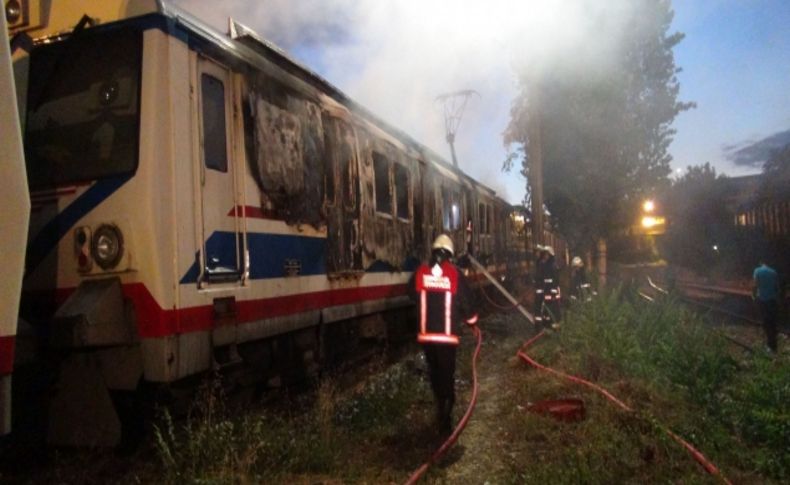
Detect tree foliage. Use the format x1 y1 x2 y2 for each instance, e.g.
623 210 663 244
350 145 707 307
661 163 732 272
504 0 693 251
759 143 790 200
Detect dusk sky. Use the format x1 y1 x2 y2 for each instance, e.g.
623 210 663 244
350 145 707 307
174 0 790 204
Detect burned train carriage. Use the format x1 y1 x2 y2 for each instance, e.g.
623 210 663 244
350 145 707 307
14 1 525 445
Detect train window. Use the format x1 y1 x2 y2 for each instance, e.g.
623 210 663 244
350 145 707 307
341 134 356 210
24 28 142 189
373 152 392 215
201 74 228 172
323 129 337 206
442 187 461 231
394 163 410 220
478 202 487 234
488 206 495 235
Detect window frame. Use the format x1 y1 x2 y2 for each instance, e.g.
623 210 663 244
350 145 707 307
372 151 392 217
200 73 229 173
442 186 462 231
393 162 410 221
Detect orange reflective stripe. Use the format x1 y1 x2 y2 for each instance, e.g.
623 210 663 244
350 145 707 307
445 292 452 334
417 333 460 345
420 290 427 334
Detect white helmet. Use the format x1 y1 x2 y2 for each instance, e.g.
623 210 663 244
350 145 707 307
572 256 583 268
432 234 454 256
541 245 555 257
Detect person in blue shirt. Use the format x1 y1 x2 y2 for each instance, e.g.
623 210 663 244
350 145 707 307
753 261 781 353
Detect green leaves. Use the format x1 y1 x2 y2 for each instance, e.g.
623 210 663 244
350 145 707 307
505 0 692 249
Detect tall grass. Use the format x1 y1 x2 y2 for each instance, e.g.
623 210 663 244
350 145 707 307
547 289 790 480
151 357 426 483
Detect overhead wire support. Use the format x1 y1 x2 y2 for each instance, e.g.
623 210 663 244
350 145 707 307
436 89 480 169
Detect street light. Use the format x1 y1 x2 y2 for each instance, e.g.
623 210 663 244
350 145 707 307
642 199 655 213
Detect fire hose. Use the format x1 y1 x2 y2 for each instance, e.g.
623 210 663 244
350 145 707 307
517 330 733 485
476 274 529 311
404 324 482 485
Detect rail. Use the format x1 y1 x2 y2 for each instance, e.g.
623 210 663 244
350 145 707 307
640 278 757 352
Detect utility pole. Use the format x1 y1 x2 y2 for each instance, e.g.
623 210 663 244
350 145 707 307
527 87 544 247
436 89 479 169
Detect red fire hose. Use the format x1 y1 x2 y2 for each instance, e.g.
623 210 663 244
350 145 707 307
404 324 483 485
517 330 733 485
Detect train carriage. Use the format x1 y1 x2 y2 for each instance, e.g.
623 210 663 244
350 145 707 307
5 0 546 445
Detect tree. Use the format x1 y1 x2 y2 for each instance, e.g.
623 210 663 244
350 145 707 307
759 143 790 201
661 163 731 272
504 0 693 257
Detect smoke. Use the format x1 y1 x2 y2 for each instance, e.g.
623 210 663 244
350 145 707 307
173 0 640 203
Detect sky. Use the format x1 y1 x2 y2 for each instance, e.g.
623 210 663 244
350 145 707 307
173 0 790 204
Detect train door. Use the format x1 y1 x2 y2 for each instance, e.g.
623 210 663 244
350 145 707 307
195 58 243 284
324 115 362 274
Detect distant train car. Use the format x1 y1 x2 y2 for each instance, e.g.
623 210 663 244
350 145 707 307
7 0 555 446
1 10 30 437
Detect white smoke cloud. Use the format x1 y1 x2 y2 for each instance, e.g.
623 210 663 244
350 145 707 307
173 0 639 203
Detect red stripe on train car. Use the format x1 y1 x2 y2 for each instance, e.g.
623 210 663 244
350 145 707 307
49 282 408 338
64 282 406 338
228 205 266 219
0 336 14 375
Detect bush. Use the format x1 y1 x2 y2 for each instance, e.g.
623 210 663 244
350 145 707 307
551 289 790 480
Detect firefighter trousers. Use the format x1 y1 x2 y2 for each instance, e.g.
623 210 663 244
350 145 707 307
423 344 456 432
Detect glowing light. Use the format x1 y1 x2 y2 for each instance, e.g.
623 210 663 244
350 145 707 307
712 245 719 251
641 216 658 228
642 199 655 213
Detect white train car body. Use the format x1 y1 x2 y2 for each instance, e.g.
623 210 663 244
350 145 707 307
1 10 30 436
8 0 529 445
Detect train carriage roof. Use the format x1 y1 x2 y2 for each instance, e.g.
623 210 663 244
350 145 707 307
10 0 509 205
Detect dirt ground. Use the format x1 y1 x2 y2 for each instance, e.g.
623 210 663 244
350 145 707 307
420 313 540 483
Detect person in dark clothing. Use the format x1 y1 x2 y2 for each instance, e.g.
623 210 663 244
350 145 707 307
408 234 478 435
534 245 561 327
753 261 781 353
570 256 592 301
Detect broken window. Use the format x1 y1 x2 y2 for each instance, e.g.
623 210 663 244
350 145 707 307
442 187 461 231
488 205 495 235
323 126 337 206
340 125 356 210
394 163 409 220
373 152 391 215
201 74 228 172
478 202 487 234
245 74 325 227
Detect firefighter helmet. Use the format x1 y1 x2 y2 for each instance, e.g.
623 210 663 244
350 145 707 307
572 256 583 267
432 234 455 256
541 245 555 257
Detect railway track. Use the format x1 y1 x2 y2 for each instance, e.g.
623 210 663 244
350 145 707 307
639 277 783 353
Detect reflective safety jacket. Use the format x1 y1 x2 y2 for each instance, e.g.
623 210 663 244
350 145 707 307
409 260 478 346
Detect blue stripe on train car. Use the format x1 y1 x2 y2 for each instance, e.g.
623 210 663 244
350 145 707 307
25 175 132 274
180 232 422 284
180 231 327 283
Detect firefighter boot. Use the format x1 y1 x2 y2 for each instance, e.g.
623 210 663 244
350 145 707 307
441 398 454 436
436 398 447 432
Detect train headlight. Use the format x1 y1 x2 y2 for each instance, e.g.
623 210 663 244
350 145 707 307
91 224 124 270
5 1 22 24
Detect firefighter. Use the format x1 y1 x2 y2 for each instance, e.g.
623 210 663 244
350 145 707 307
570 256 592 301
534 245 561 327
408 234 478 435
